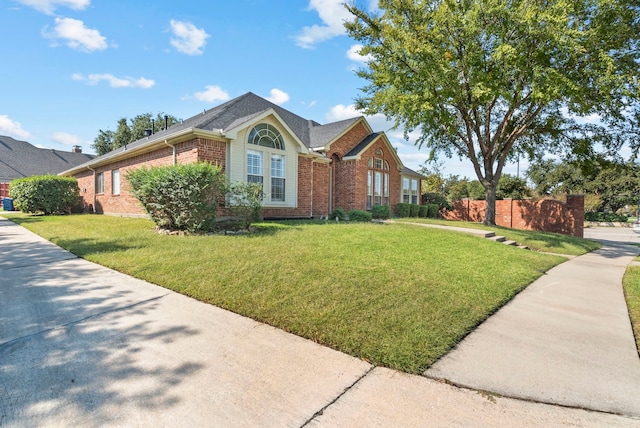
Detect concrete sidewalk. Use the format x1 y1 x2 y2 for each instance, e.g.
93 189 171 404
1 218 639 427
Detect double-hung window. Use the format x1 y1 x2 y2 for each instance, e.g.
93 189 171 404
247 124 287 203
247 150 264 185
402 178 410 203
271 154 285 202
96 172 104 194
112 169 120 195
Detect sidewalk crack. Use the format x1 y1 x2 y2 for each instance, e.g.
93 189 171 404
300 365 375 427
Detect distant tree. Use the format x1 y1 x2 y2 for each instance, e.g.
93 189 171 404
497 174 532 199
92 112 179 156
92 129 115 156
444 175 469 201
467 181 486 200
345 0 640 225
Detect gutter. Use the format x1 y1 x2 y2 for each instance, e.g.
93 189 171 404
163 139 176 165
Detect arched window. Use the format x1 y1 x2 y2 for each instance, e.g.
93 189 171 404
248 124 285 150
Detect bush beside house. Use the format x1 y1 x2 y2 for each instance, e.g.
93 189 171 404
10 175 81 215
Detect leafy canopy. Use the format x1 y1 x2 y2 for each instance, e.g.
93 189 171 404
345 0 639 224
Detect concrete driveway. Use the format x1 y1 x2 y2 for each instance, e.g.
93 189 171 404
1 218 639 427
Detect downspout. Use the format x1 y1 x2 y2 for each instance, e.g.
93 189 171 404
87 166 96 213
310 158 314 218
164 140 176 165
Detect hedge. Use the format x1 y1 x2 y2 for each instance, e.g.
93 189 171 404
371 205 390 219
10 175 81 215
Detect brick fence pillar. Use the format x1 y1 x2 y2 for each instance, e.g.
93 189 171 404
566 194 585 238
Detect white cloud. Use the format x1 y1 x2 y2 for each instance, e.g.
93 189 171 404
295 0 352 48
16 0 89 15
325 104 362 122
265 89 290 105
0 115 32 140
346 44 372 63
51 131 80 145
169 19 209 55
72 73 155 88
193 85 230 103
44 17 107 52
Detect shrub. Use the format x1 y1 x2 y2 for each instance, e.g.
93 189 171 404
330 208 347 221
421 192 453 211
409 204 420 217
348 209 372 222
10 175 81 215
395 203 411 217
427 204 440 218
584 212 629 222
227 181 263 228
127 163 226 233
418 205 429 218
371 205 390 219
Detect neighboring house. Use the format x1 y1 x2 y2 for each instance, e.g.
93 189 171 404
60 92 423 218
0 135 94 198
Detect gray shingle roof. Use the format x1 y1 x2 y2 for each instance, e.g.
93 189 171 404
0 136 94 182
309 117 362 149
345 132 381 157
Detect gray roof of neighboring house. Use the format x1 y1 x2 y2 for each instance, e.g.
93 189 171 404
401 166 424 178
0 135 94 182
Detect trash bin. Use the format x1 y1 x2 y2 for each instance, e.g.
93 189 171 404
2 197 13 211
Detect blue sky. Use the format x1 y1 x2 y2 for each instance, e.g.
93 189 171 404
0 0 523 178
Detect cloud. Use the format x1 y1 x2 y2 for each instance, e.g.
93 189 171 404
51 131 80 145
295 0 352 48
265 89 290 105
0 115 32 140
192 85 230 103
325 103 391 130
346 44 372 63
72 73 155 88
15 0 89 15
44 17 107 52
169 19 209 55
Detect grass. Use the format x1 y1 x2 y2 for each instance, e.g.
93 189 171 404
623 265 640 354
4 213 577 374
394 218 601 255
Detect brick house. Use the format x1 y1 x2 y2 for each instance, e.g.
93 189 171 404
60 92 423 218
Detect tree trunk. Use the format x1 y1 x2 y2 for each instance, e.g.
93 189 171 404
484 183 497 225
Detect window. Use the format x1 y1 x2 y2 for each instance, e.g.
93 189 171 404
411 179 419 204
271 154 285 202
248 124 285 150
368 156 389 208
375 158 383 169
402 178 410 203
247 150 264 187
367 171 373 209
96 172 104 194
368 157 374 168
374 172 382 206
384 173 389 206
112 169 120 195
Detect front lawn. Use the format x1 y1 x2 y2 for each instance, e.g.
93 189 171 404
7 214 569 373
623 266 640 354
394 218 601 255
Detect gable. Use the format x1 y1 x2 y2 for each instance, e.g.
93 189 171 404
343 132 404 171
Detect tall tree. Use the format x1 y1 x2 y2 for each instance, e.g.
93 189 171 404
345 0 639 225
91 113 179 156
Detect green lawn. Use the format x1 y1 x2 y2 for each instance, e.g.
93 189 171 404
623 266 640 354
394 218 601 255
6 213 576 373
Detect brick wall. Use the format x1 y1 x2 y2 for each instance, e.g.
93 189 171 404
0 182 9 198
443 195 585 237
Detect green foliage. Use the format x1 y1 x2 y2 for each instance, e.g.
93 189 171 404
329 208 347 221
497 174 532 199
584 212 628 223
427 204 439 218
422 192 453 211
227 182 264 228
371 204 390 219
92 112 180 156
409 204 420 217
127 163 226 233
348 209 372 222
10 175 80 215
467 181 487 200
345 0 640 225
395 203 411 217
418 205 429 218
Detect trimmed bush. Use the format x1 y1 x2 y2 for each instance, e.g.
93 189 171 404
330 208 347 221
371 205 390 219
10 175 81 215
395 202 411 217
348 209 372 222
427 204 440 218
409 204 420 217
127 163 226 233
422 192 453 211
418 205 429 218
227 181 263 228
585 212 629 222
